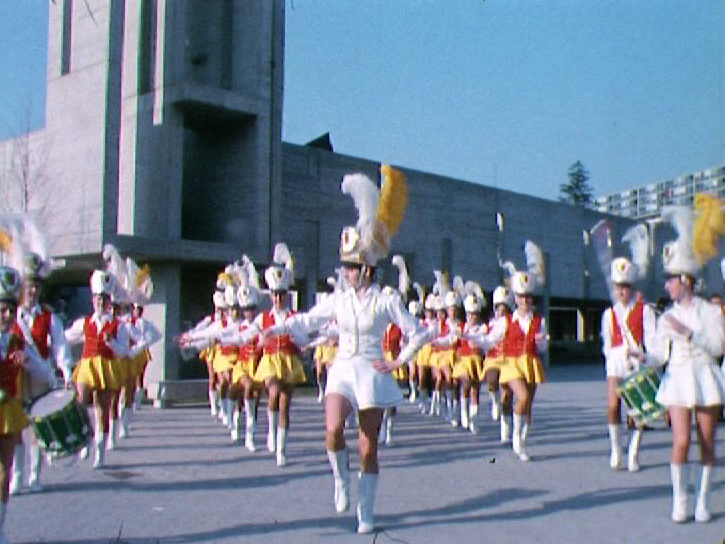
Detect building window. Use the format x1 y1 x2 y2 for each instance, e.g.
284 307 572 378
138 0 157 94
61 0 73 75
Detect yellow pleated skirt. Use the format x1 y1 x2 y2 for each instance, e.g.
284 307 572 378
416 343 433 368
0 397 29 434
232 357 258 384
385 351 408 381
499 354 546 385
73 355 123 391
315 345 338 367
254 353 307 384
130 350 151 377
431 349 455 371
213 351 238 373
453 354 483 381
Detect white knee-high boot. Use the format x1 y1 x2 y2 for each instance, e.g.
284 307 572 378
670 463 689 523
460 393 469 430
627 429 642 472
267 410 278 453
357 472 379 534
208 389 219 417
276 427 287 467
231 405 242 442
408 379 417 402
106 419 118 451
378 411 388 445
608 423 622 470
428 390 438 416
28 444 43 492
94 429 106 469
9 444 25 495
489 390 500 420
500 413 511 443
385 409 394 446
244 399 256 452
512 413 530 461
469 401 479 434
327 449 350 513
119 406 131 439
695 464 712 523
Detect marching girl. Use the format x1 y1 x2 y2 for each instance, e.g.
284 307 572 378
191 292 228 418
268 166 429 534
647 201 725 523
65 270 131 468
405 282 425 403
414 293 437 414
311 322 338 403
595 222 656 472
11 250 72 494
499 241 547 461
380 316 402 445
431 290 463 426
0 265 57 543
484 287 513 442
453 285 488 432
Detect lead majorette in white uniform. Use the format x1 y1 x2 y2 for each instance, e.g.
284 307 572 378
594 221 656 472
645 198 725 524
269 166 429 534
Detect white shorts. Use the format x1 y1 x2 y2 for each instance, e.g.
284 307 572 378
325 355 403 410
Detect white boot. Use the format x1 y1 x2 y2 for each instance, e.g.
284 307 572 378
276 427 287 467
28 444 43 492
317 383 325 403
231 406 242 442
244 399 256 452
327 449 350 513
489 390 500 421
209 389 219 417
267 411 278 453
469 402 479 434
428 391 438 416
220 397 230 427
670 463 689 523
512 413 529 461
94 432 106 469
385 410 394 446
460 394 469 430
446 390 456 425
500 414 511 444
608 424 622 469
378 411 388 445
627 429 642 472
356 472 379 534
133 389 144 411
9 444 25 495
695 464 712 523
119 407 130 439
418 390 428 414
106 420 118 451
408 380 417 403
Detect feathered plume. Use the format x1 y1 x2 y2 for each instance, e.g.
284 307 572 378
661 206 694 247
590 219 615 299
524 240 545 286
103 244 128 286
341 172 380 255
432 270 450 296
500 260 517 280
126 257 153 304
413 281 424 303
272 242 294 275
452 275 465 298
391 254 409 299
377 165 408 239
622 224 649 280
241 255 260 290
464 280 486 308
693 193 725 264
0 215 25 272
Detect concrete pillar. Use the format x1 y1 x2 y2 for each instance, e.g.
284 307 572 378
145 263 182 407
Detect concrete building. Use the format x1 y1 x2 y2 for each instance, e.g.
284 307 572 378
595 164 725 219
3 0 713 403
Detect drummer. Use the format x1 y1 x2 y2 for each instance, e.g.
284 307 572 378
65 270 131 468
601 257 656 472
10 253 73 495
0 265 57 541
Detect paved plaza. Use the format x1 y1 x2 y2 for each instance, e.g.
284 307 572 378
7 364 725 544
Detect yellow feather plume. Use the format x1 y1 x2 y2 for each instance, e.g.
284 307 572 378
376 165 408 238
0 231 12 253
693 193 725 264
135 264 151 288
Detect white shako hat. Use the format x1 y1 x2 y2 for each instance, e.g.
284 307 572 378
339 165 408 267
265 242 294 292
444 290 461 308
610 257 637 285
462 280 486 313
463 294 481 313
236 255 261 309
213 290 228 310
90 270 115 296
492 286 513 308
408 300 421 316
424 292 437 311
502 240 545 296
661 205 701 278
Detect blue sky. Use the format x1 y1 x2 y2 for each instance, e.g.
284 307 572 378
1 0 724 201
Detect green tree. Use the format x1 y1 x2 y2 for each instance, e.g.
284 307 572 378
559 161 593 206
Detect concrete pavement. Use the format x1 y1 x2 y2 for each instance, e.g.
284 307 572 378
7 364 725 544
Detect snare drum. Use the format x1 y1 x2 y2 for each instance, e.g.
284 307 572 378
616 367 666 426
28 389 91 456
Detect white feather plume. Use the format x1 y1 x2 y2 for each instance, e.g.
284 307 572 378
0 214 26 273
391 254 409 297
452 275 465 297
413 281 424 303
464 280 484 301
103 244 128 286
341 173 379 232
241 255 260 290
432 270 446 296
524 240 545 286
500 260 517 279
272 242 294 275
622 224 649 280
661 206 694 247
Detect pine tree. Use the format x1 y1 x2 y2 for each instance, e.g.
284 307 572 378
559 161 593 207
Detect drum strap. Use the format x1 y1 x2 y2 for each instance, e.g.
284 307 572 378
16 316 45 364
613 305 642 373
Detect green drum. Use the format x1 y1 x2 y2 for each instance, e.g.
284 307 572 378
28 389 91 456
616 367 666 426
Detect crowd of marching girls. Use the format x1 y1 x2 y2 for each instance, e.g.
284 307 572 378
1 168 725 541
